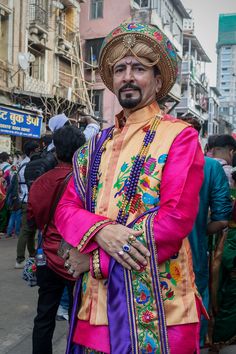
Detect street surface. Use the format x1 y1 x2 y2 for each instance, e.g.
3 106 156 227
0 236 235 354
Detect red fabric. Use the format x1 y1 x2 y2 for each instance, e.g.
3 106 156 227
0 179 6 210
27 163 75 280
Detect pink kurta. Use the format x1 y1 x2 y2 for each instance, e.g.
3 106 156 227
55 102 204 353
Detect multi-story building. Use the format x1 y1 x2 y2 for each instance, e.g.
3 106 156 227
216 13 236 131
79 0 190 126
0 0 89 152
175 18 211 133
208 86 221 135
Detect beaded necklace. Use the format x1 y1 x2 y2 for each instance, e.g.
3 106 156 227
90 113 163 224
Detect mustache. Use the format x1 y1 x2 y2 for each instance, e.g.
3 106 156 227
119 83 141 93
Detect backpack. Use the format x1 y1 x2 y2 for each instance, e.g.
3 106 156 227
24 150 58 190
6 163 27 210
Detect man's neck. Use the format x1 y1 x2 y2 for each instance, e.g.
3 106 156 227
123 99 156 119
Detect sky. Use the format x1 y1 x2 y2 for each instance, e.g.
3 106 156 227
181 0 236 86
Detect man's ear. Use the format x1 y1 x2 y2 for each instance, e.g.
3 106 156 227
155 74 162 94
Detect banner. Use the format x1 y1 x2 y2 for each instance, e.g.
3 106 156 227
0 105 43 138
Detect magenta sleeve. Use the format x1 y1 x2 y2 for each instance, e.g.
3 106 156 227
55 178 113 253
153 127 204 264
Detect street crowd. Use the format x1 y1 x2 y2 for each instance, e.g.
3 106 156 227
0 21 236 354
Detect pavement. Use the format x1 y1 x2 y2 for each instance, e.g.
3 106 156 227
0 235 236 354
0 236 67 354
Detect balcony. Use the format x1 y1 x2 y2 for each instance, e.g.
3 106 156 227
29 2 48 30
56 21 77 57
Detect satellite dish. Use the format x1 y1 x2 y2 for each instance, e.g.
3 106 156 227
27 53 35 63
18 53 30 70
18 52 35 71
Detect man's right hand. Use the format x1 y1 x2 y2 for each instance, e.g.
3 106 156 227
64 249 90 278
94 224 150 271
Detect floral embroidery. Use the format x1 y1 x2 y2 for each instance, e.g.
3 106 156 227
144 156 157 175
159 259 182 301
78 145 88 181
82 272 88 294
114 153 166 211
141 333 160 354
142 310 155 323
132 221 160 353
153 31 163 42
136 283 151 305
158 154 168 164
170 261 182 282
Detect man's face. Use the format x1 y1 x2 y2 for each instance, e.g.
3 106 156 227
113 56 162 111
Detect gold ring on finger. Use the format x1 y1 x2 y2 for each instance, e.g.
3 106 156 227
64 261 70 270
128 234 136 244
68 267 75 275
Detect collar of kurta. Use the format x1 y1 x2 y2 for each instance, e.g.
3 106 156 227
115 101 161 129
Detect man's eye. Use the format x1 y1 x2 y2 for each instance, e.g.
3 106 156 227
114 68 123 73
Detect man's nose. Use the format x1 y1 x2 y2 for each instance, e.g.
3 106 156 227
123 67 134 82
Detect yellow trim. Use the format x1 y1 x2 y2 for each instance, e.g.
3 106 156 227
77 219 112 251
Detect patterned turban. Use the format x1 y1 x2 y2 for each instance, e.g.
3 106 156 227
99 22 178 100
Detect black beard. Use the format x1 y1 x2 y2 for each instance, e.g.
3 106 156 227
118 84 142 109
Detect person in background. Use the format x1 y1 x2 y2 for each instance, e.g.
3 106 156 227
28 125 87 354
12 150 23 169
15 141 40 269
55 22 204 354
5 165 22 238
0 152 12 232
205 135 218 157
0 152 12 188
212 134 236 188
48 113 100 151
0 168 7 235
47 112 100 321
210 156 236 353
181 117 232 347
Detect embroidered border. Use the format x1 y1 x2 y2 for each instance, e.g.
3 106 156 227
124 269 139 353
146 212 169 354
92 249 103 279
77 220 111 251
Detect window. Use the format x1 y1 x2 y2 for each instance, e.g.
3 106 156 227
85 38 104 65
0 12 9 61
90 90 103 117
134 0 150 8
59 58 73 88
28 49 45 81
90 0 103 19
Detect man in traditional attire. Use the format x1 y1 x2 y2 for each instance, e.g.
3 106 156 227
55 22 205 354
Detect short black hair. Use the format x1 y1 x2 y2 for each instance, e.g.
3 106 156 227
53 125 86 163
207 135 218 150
213 134 236 150
42 135 52 147
180 117 202 133
23 141 39 156
0 152 10 162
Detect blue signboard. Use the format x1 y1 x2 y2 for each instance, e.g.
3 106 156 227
0 105 43 138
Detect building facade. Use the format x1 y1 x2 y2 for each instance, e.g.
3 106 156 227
175 18 210 133
216 13 236 131
0 0 89 152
